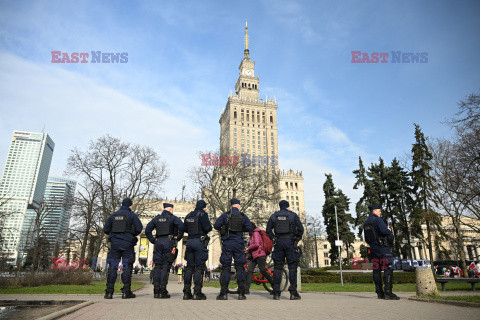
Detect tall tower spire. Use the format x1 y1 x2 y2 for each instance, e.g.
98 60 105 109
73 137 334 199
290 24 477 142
244 19 250 60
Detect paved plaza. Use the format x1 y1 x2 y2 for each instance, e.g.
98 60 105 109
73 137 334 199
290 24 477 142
1 279 478 320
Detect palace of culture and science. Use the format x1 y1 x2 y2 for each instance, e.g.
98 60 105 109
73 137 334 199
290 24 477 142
218 22 305 221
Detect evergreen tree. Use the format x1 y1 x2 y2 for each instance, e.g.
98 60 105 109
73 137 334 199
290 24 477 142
353 157 376 235
385 158 414 258
410 124 443 264
366 157 388 215
322 174 355 265
353 157 389 234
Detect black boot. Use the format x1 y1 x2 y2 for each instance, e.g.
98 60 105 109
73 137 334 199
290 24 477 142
237 281 246 300
383 269 400 300
273 292 281 300
193 291 207 300
104 290 113 299
244 289 250 295
183 290 193 300
290 291 301 300
238 290 246 300
216 291 228 300
159 286 170 299
373 269 384 299
193 270 206 300
153 289 160 299
122 291 136 299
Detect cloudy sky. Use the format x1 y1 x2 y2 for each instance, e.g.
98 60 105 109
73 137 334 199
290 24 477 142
0 0 479 220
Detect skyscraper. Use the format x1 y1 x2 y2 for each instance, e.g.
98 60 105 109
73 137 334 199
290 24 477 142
43 177 77 248
218 22 305 221
24 177 76 254
0 131 54 265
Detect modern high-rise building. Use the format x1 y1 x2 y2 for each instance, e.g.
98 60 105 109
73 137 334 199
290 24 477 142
218 22 306 221
22 177 76 254
0 131 54 265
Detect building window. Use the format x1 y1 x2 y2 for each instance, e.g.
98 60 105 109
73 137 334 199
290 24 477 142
324 244 327 249
324 253 328 258
325 260 329 266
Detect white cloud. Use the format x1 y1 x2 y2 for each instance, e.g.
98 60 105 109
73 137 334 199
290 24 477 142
0 52 215 198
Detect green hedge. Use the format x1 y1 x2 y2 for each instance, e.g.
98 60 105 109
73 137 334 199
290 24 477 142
301 272 416 284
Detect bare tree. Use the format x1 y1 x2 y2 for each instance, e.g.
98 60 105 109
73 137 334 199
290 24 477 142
0 196 16 269
304 214 324 268
65 135 169 262
445 92 480 226
189 150 281 225
430 139 469 276
21 197 62 272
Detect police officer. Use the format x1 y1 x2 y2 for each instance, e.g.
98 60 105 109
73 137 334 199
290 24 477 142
214 199 253 300
103 198 143 299
363 204 400 300
183 200 212 300
266 200 304 300
145 203 184 299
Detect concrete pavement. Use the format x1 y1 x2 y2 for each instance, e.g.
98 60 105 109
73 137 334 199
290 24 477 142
63 282 480 320
1 280 479 320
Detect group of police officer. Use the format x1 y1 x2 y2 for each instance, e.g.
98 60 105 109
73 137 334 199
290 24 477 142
103 197 399 301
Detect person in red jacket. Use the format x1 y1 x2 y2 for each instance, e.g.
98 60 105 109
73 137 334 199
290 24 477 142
245 222 274 294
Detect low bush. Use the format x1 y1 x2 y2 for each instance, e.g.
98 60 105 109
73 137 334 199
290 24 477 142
0 270 93 287
301 272 416 284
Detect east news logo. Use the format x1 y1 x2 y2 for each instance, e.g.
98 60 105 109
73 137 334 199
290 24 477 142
51 51 128 63
351 51 428 63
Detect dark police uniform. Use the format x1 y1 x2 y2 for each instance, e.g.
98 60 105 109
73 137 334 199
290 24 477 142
266 200 304 300
145 205 184 298
363 204 399 300
103 199 143 298
183 200 212 300
214 202 253 300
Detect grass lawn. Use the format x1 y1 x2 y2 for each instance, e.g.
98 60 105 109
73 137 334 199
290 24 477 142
0 281 145 294
416 294 480 303
203 281 475 293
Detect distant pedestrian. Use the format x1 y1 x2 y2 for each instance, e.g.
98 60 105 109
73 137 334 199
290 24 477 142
178 266 183 284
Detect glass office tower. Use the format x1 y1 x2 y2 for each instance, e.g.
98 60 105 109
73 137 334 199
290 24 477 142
0 131 54 265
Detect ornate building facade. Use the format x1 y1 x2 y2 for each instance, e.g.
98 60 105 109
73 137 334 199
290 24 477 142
218 22 305 221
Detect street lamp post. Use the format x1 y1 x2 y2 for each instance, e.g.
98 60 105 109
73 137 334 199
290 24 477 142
334 204 344 286
314 229 319 268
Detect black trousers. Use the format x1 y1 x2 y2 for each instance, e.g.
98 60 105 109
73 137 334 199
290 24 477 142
245 255 274 291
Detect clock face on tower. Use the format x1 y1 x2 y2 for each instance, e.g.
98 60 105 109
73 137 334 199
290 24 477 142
245 69 252 76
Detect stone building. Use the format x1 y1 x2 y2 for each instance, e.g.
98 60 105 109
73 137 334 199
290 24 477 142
218 22 305 222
